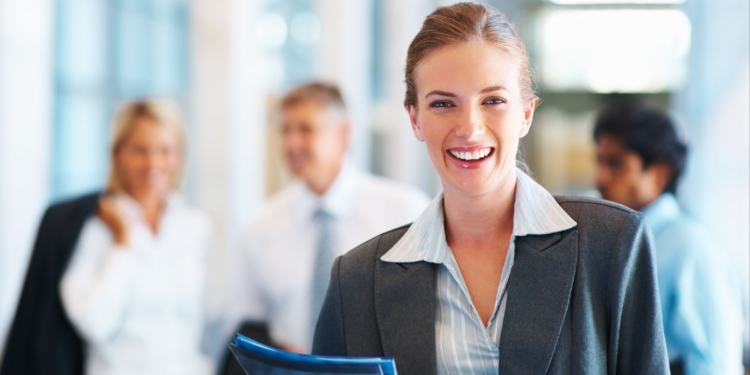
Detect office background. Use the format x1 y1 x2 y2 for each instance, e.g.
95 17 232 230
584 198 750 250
0 0 747 359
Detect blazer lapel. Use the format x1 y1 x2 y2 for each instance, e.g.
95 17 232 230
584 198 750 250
498 229 578 374
375 260 437 375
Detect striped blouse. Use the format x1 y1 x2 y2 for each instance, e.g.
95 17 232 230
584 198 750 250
381 168 576 375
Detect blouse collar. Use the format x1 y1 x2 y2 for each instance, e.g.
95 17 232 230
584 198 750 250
381 168 577 264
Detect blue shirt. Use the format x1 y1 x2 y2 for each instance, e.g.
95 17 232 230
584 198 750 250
381 169 576 375
643 193 744 375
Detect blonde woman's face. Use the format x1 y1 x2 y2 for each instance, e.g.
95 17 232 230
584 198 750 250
407 41 535 197
114 117 181 199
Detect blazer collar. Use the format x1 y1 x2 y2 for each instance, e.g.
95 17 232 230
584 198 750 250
381 168 576 265
498 228 579 373
375 256 438 375
374 228 579 375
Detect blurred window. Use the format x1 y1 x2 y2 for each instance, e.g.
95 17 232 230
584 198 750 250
549 0 684 4
521 1 688 195
53 0 189 199
256 0 318 90
536 7 691 93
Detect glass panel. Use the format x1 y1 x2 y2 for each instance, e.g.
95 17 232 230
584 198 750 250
152 20 186 94
115 1 150 97
549 0 685 4
53 0 190 199
54 94 109 197
536 8 691 93
57 0 108 88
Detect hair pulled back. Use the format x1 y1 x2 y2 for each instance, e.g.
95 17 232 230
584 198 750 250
404 2 537 108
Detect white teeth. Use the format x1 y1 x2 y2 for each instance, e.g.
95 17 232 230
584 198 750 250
449 148 492 161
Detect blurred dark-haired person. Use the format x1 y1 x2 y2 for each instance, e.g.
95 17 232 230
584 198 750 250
594 100 744 375
223 82 430 355
1 100 213 375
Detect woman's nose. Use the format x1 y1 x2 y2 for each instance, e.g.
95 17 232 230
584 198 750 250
145 150 162 168
454 106 484 139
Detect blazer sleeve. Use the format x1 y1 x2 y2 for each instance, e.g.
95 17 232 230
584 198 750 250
606 213 669 374
311 256 347 356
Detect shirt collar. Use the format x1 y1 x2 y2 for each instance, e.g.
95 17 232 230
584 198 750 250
302 159 359 219
114 191 183 223
642 193 681 236
381 168 577 264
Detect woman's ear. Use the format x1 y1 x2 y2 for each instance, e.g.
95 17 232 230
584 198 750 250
519 99 536 138
407 105 425 142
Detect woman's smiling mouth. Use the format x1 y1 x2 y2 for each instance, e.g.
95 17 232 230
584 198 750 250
447 147 494 161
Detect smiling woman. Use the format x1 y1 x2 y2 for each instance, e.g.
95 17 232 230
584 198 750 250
57 100 214 375
312 3 670 375
0 100 214 375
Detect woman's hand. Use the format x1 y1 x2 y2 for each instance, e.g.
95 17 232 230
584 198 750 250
97 196 131 247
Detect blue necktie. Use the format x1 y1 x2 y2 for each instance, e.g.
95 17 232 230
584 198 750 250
309 208 335 342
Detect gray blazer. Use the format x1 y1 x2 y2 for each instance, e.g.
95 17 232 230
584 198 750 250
312 196 669 375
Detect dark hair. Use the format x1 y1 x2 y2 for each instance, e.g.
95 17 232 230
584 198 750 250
593 100 688 194
281 82 346 112
404 2 537 108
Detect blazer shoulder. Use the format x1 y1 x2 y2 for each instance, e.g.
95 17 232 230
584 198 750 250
45 191 100 222
554 195 642 224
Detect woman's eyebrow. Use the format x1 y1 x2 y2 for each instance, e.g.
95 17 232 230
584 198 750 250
481 85 509 93
425 86 510 98
424 90 456 98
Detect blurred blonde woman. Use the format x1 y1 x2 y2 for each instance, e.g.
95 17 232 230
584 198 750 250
58 100 213 375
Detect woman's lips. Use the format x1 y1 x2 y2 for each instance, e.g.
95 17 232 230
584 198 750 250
446 147 494 169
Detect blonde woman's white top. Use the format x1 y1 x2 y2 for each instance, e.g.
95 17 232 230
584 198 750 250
60 193 213 375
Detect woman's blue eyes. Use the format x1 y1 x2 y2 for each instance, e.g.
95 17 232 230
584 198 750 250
430 101 454 108
428 98 506 108
483 98 506 105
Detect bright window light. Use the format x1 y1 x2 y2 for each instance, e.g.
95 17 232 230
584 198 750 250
256 13 287 48
536 9 691 93
549 0 685 4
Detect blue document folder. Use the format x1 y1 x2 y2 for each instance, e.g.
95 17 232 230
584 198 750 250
228 333 398 375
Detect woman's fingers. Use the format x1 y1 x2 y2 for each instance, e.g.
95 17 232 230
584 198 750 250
97 196 131 247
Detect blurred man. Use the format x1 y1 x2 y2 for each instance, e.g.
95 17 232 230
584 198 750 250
593 101 744 375
226 82 430 355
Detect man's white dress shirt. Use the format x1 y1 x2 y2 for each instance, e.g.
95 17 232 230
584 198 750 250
228 162 430 352
382 169 577 375
60 193 213 375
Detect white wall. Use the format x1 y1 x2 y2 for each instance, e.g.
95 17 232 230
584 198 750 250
0 0 53 361
315 0 374 170
373 0 438 194
189 0 267 361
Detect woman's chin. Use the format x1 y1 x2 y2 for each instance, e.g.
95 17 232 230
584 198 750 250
126 184 170 199
442 177 496 197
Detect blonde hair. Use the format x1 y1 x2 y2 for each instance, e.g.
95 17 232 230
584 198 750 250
105 99 185 193
404 2 537 108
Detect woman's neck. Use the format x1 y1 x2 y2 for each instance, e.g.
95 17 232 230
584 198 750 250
443 171 517 249
129 191 165 234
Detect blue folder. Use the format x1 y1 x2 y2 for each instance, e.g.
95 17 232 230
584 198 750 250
228 333 398 375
